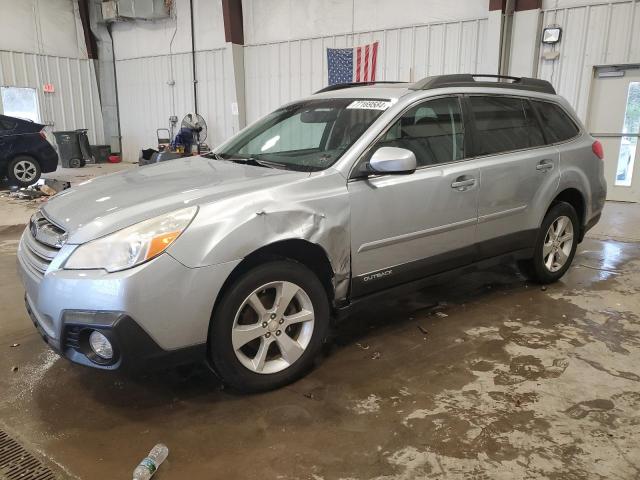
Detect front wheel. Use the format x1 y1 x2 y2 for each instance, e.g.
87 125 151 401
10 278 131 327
208 260 330 393
519 201 579 284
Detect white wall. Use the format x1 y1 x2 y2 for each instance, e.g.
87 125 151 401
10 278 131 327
0 0 86 58
538 0 640 121
242 0 490 44
244 18 491 123
112 0 243 161
114 0 495 159
0 0 104 144
508 9 542 78
112 0 226 59
116 48 241 160
112 0 640 162
541 0 629 7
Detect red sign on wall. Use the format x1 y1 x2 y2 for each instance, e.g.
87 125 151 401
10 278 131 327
43 83 55 93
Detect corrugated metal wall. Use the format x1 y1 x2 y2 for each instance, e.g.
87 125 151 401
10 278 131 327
244 18 489 123
115 48 236 162
0 50 104 144
539 0 640 121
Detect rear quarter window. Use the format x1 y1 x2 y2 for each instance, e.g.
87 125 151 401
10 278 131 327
532 101 580 143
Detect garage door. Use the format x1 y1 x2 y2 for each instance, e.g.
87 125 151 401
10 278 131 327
588 66 640 203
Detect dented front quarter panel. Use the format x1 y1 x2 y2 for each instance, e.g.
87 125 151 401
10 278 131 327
167 170 352 301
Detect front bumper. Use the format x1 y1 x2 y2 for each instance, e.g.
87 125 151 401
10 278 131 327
24 299 207 371
34 141 59 173
18 228 240 371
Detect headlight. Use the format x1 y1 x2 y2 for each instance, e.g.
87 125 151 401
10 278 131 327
64 206 197 272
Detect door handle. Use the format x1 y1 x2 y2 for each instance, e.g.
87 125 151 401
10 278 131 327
451 177 476 190
536 160 554 172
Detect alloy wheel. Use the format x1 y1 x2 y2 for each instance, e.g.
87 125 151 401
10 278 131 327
542 215 574 273
231 281 315 374
14 160 38 183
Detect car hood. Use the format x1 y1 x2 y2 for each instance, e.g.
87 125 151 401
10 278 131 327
42 156 310 244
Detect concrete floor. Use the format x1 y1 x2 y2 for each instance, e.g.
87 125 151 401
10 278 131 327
0 163 133 228
1 199 639 479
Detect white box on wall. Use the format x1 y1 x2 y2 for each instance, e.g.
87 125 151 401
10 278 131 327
102 1 118 21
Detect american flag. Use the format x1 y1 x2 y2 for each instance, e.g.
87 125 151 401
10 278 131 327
327 41 379 86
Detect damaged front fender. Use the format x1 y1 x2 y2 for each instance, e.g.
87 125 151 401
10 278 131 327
167 171 352 301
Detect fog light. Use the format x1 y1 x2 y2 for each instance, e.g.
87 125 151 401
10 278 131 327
89 331 113 360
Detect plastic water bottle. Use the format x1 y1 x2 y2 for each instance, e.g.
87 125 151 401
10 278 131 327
133 444 169 480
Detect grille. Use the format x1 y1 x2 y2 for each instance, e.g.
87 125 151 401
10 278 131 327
64 326 83 352
0 429 56 480
21 214 64 278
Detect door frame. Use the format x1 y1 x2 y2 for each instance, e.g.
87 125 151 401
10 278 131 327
586 64 640 202
586 63 640 131
346 93 480 297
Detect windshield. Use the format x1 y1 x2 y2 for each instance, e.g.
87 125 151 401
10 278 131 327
214 98 390 171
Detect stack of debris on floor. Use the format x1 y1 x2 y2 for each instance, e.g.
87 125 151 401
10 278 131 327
4 179 70 202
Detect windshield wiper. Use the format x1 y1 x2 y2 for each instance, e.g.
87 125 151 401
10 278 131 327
214 154 288 170
250 158 291 170
204 152 225 160
207 153 304 171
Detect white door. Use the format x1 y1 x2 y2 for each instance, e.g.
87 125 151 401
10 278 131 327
588 67 640 202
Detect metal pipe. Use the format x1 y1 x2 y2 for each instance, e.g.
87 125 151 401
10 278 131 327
190 0 198 116
499 0 516 76
189 0 200 154
106 22 122 154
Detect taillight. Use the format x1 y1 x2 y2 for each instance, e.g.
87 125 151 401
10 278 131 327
39 130 46 140
592 140 604 160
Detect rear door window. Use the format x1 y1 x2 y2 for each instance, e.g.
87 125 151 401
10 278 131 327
469 96 545 155
532 101 580 143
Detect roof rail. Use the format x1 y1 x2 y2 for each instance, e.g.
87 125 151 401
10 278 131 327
315 81 407 94
410 74 556 95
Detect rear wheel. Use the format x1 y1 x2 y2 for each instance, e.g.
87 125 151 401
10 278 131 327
7 156 41 187
519 202 579 284
208 260 330 393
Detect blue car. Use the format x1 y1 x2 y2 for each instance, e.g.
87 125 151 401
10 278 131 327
0 115 59 187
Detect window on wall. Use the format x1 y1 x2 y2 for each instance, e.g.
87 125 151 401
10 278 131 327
615 82 640 187
375 96 465 167
470 96 545 155
1 87 40 123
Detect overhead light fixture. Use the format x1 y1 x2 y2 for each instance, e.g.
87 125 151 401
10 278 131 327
542 27 562 44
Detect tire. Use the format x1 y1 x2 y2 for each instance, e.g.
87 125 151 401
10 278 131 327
518 201 579 284
7 156 41 187
208 260 330 393
68 158 82 168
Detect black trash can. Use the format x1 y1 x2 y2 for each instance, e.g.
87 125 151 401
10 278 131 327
53 129 92 168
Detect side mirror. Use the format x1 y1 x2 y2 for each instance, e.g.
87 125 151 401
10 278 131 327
368 147 417 175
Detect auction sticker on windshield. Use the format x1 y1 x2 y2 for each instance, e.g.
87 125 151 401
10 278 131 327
347 100 393 110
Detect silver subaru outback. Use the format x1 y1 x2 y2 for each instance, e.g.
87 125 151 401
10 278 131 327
18 74 606 392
